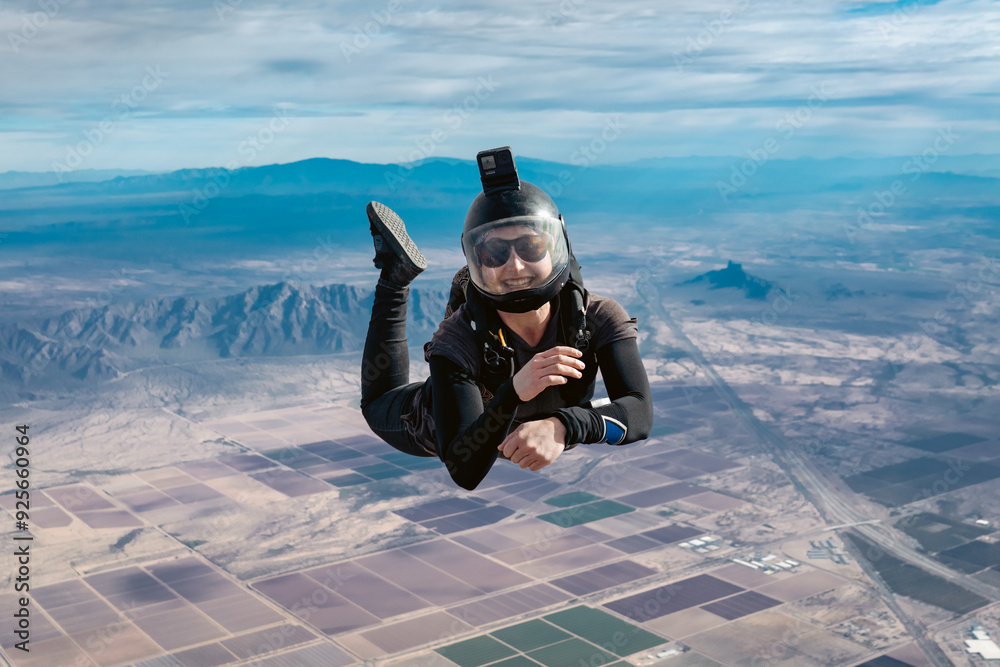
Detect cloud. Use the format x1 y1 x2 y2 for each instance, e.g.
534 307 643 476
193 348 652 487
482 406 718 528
0 0 997 171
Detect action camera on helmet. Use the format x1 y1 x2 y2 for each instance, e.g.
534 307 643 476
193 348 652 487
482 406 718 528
477 146 519 195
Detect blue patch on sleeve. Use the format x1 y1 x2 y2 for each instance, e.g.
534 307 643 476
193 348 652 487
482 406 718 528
602 416 627 445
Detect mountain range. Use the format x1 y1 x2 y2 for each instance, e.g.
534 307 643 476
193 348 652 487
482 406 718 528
2 155 997 262
1 255 788 393
1 281 447 390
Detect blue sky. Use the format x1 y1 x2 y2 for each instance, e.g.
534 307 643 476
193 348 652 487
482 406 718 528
1 0 997 172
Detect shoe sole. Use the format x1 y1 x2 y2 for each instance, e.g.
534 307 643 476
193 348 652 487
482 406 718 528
367 201 427 271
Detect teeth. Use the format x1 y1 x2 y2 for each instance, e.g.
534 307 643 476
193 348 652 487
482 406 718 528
506 278 531 288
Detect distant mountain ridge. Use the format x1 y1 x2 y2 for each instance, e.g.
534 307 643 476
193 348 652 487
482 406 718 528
0 282 447 388
2 155 997 256
0 168 153 190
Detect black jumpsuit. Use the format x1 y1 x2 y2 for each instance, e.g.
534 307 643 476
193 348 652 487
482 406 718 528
360 279 653 490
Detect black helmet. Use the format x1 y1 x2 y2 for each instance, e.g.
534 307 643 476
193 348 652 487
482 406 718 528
462 148 571 313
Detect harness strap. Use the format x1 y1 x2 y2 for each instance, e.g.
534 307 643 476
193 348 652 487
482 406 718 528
457 251 592 388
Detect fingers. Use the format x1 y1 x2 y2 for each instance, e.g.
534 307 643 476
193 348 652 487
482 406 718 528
552 363 584 378
506 449 554 470
504 445 554 470
508 447 531 468
540 347 585 365
535 355 585 375
499 434 530 466
498 425 526 459
511 448 534 468
545 346 584 358
499 437 518 459
520 455 553 471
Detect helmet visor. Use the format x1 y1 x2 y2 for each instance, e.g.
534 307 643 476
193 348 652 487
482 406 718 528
463 215 569 297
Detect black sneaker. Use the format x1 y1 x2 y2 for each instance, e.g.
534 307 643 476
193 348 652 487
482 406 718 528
367 201 427 287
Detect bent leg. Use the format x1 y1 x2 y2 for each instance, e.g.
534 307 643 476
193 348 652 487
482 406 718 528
360 201 431 457
360 279 411 411
361 381 435 457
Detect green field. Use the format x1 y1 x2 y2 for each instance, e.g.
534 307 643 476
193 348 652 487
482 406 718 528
537 500 634 527
846 532 989 615
544 492 602 508
900 432 985 453
896 512 993 552
490 620 571 652
843 474 886 494
975 567 1000 589
353 462 410 480
526 638 618 666
938 541 1000 574
846 457 1000 508
378 451 441 470
543 606 665 656
435 607 664 667
435 635 516 666
484 658 545 667
848 457 943 485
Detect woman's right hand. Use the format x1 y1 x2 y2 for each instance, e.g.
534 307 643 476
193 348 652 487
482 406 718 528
512 346 585 402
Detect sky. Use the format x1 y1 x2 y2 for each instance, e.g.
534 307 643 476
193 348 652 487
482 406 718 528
1 0 998 173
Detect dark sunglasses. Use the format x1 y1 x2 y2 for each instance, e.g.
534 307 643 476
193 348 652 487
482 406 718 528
476 234 549 268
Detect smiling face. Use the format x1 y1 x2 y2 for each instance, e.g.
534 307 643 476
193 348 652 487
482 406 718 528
475 224 555 295
463 214 570 306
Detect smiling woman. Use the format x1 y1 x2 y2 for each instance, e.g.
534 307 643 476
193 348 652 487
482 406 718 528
357 146 653 491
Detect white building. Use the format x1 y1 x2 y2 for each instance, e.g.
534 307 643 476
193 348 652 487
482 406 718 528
965 639 1000 660
966 627 1000 660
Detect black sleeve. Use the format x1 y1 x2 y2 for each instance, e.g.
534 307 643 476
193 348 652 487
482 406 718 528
429 355 522 491
552 337 652 446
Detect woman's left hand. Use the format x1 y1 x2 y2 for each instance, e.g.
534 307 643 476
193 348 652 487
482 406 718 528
498 417 566 471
